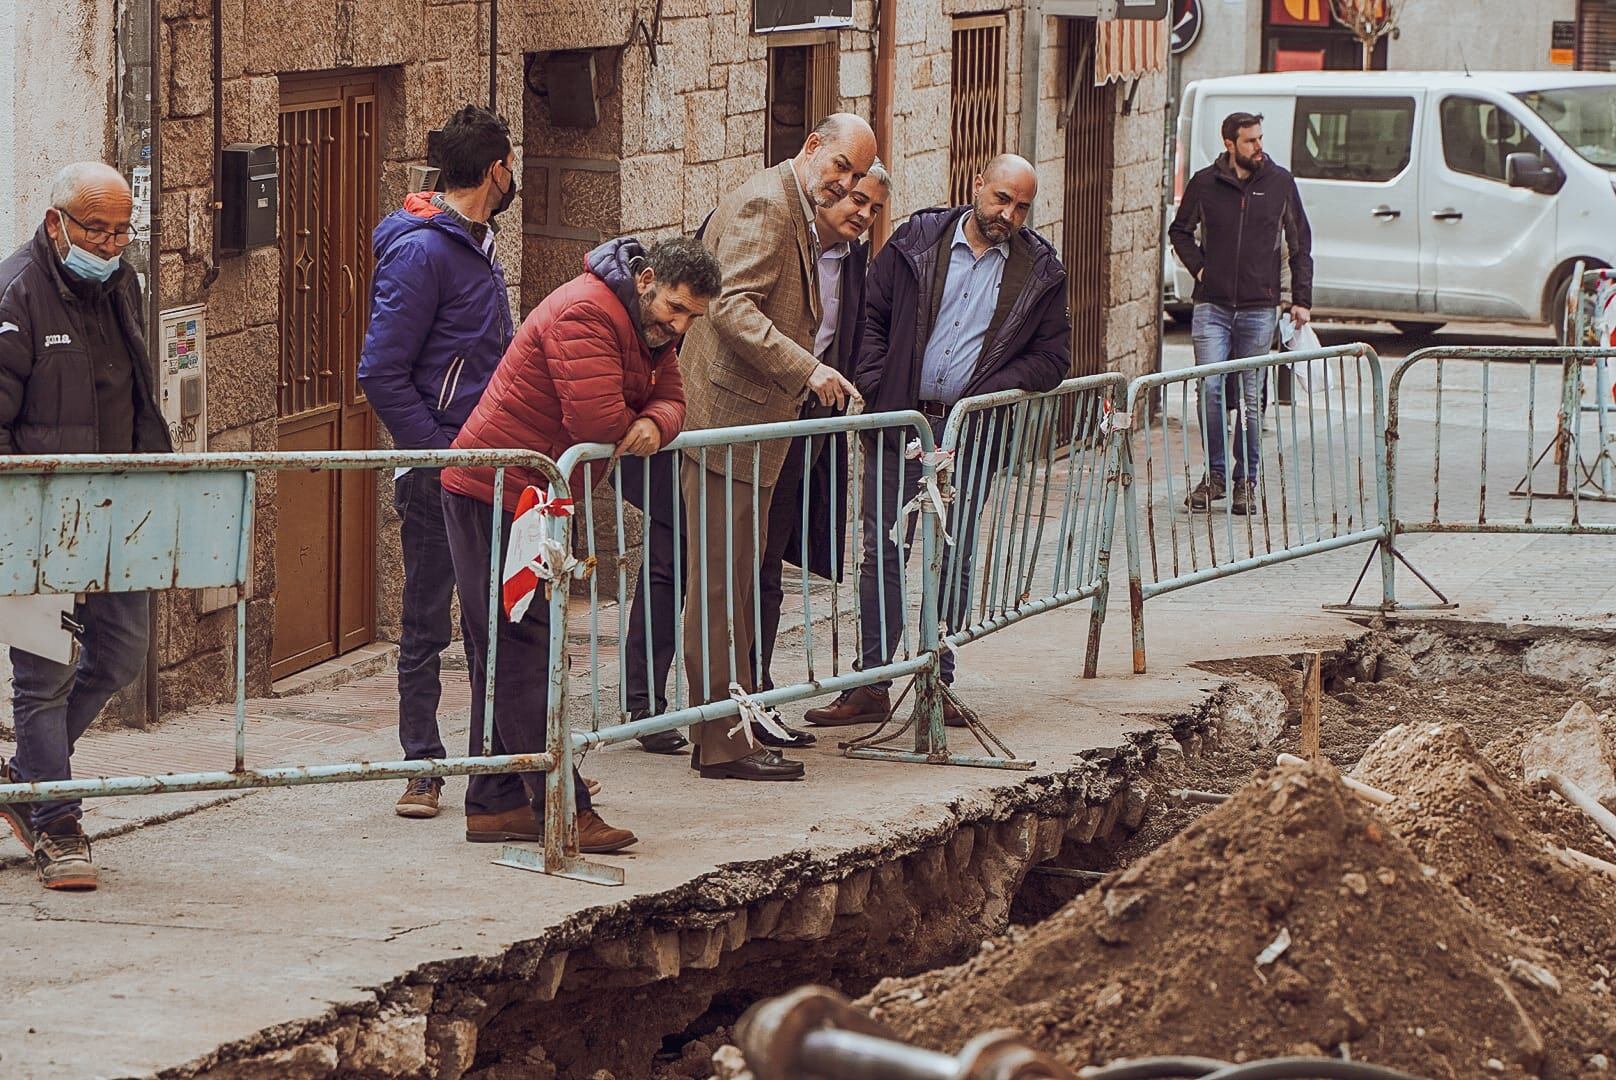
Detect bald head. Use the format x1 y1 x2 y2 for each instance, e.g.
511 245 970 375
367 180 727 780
967 154 1039 247
795 113 879 209
981 153 1038 188
45 162 134 263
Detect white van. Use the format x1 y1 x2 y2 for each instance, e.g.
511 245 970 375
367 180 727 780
1163 71 1616 339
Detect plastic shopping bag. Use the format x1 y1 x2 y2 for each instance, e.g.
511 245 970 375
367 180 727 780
1278 314 1330 394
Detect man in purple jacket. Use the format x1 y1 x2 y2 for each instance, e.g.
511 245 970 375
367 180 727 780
357 104 516 819
805 154 1069 729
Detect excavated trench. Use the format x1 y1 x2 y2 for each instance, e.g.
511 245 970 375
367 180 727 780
168 619 1616 1080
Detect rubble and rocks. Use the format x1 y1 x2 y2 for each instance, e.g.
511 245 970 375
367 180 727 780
861 758 1616 1079
1519 702 1616 812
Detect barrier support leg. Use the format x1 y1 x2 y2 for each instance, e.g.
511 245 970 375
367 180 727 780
496 510 625 886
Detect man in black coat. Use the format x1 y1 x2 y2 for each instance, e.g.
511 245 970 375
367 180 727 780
0 163 172 892
617 165 891 752
1168 111 1313 515
805 154 1070 729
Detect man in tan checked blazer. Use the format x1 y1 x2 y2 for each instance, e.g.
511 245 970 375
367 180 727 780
679 113 876 782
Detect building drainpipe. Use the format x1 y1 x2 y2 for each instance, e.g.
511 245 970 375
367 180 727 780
1016 6 1042 229
871 0 895 249
203 0 222 290
144 0 164 727
488 0 498 112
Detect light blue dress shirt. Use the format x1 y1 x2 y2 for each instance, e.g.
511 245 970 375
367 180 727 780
918 216 1010 404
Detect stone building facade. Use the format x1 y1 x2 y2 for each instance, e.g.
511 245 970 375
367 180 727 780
36 0 1166 715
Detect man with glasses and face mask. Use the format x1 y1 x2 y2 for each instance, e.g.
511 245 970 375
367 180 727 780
358 104 517 821
0 162 171 891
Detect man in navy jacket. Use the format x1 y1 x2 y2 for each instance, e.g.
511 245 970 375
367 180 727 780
805 154 1069 729
357 104 516 819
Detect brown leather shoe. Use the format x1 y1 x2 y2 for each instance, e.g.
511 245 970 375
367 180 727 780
941 692 971 730
803 686 891 727
394 777 444 819
576 810 637 853
465 805 543 843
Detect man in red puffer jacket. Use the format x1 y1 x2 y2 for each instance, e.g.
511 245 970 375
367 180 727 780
440 236 721 853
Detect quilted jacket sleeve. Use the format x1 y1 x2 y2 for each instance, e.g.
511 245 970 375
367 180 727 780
706 193 821 395
357 234 450 449
0 278 31 454
637 345 686 448
541 297 638 446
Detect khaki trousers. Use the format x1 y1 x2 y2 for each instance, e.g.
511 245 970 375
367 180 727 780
681 457 774 766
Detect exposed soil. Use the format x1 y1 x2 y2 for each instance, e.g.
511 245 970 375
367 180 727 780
856 627 1616 1078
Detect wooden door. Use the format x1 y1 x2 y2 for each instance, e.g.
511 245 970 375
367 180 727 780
272 73 379 680
1062 19 1114 377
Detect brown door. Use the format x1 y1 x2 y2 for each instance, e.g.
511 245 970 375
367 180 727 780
272 73 380 680
1062 19 1115 377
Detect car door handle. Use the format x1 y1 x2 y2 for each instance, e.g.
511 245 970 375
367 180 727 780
1370 206 1401 220
1431 209 1464 221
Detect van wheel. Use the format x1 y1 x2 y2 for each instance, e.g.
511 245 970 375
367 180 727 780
1390 321 1443 336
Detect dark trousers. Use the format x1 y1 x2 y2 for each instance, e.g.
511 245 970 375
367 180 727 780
617 453 685 717
393 468 469 760
442 490 591 817
9 591 150 829
755 432 819 692
857 415 989 691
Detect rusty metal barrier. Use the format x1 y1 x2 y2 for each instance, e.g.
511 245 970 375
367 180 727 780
0 451 570 832
1120 344 1390 672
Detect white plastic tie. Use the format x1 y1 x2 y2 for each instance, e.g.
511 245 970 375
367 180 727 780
890 440 955 547
726 682 793 748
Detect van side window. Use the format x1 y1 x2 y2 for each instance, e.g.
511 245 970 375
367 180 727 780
1291 96 1416 183
1440 96 1545 183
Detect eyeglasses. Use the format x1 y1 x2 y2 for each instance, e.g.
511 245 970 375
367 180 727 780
55 207 135 246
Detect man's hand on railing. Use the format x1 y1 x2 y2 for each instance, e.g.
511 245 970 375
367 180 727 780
806 363 858 410
613 417 663 459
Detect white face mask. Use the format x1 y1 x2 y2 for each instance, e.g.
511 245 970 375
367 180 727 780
54 210 121 283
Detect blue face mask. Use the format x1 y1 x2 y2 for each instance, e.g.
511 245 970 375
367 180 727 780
56 214 121 283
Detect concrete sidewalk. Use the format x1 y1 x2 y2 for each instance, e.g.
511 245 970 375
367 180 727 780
0 578 1368 1078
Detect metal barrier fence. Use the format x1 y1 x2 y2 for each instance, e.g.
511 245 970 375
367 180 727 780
0 449 565 809
934 373 1126 682
545 410 959 771
1120 344 1389 672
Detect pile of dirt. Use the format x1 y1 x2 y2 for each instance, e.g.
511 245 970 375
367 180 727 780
860 759 1616 1078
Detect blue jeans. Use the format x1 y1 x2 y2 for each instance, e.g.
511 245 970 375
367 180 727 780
1191 303 1278 483
9 591 150 830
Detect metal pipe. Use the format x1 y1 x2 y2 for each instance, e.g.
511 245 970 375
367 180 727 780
203 0 222 288
488 0 499 111
797 1029 958 1080
0 752 557 804
144 0 166 728
871 0 896 250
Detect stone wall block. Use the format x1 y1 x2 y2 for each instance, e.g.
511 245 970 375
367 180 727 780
725 110 763 160
534 951 568 1001
245 76 280 145
896 0 926 46
217 0 246 79
840 48 873 99
680 927 723 969
426 1016 478 1080
835 869 872 915
776 882 839 941
207 256 248 337
620 153 684 231
683 163 717 232
167 19 214 119
162 117 215 194
726 58 767 116
749 897 785 938
684 89 728 164
663 18 713 94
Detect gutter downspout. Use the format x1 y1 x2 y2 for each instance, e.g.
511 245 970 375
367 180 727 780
871 0 895 250
1016 3 1042 228
145 0 164 726
202 0 222 289
488 0 499 111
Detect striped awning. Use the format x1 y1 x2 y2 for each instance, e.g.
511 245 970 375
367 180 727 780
1095 16 1167 86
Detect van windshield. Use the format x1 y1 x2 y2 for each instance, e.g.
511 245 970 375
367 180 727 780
1516 85 1616 170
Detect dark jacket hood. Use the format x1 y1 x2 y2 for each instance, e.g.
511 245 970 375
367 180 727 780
585 236 665 353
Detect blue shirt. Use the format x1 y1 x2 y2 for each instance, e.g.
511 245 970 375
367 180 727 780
918 216 1010 404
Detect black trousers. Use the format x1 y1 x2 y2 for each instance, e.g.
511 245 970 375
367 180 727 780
617 453 685 716
442 489 592 817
